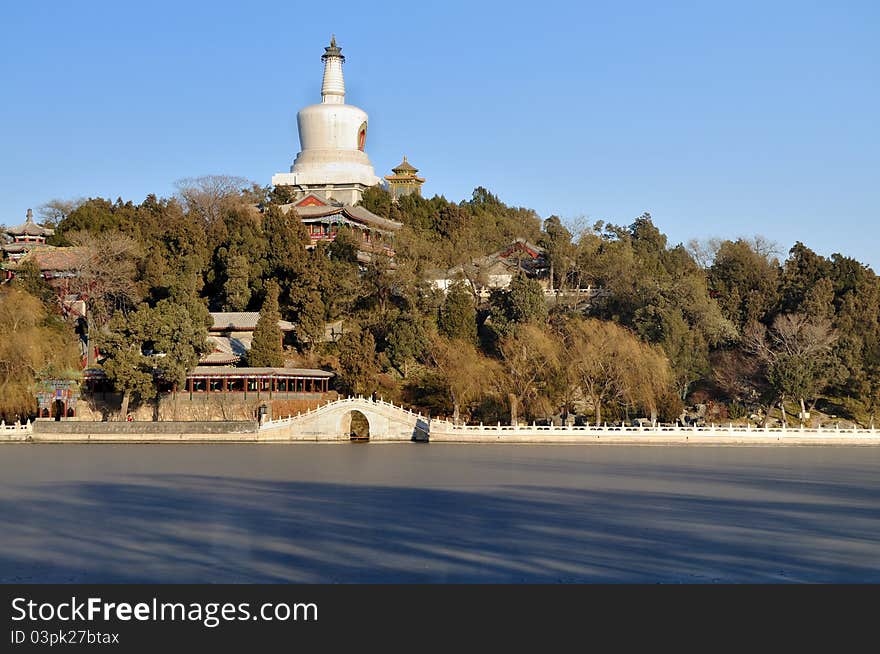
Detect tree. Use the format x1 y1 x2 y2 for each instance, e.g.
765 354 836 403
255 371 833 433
438 281 477 343
13 259 58 312
294 288 326 352
565 318 672 425
498 323 560 424
175 175 254 228
634 304 709 400
223 253 251 311
539 215 575 289
361 251 396 315
497 274 548 325
37 198 84 228
801 277 835 320
427 336 498 424
0 287 80 420
744 313 839 424
53 197 139 239
150 298 210 396
136 195 208 302
97 297 209 419
65 230 142 327
779 243 831 314
336 329 379 396
96 306 156 419
327 226 360 264
247 282 284 367
263 204 309 279
708 238 780 327
386 313 431 378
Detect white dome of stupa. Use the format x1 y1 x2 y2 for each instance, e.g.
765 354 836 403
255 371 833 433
272 37 380 204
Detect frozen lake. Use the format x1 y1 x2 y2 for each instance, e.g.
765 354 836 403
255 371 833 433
1 443 878 582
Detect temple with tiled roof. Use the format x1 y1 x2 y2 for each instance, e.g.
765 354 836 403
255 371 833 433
201 312 296 366
279 193 401 262
2 245 86 283
385 156 425 200
2 209 55 261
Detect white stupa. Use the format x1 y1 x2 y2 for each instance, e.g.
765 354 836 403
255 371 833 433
272 37 381 205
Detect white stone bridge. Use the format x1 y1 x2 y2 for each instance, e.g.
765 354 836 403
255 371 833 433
260 402 880 445
260 397 431 442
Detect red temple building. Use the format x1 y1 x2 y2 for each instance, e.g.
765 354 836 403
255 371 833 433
280 193 402 263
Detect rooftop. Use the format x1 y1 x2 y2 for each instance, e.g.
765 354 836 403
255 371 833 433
283 203 403 233
189 366 334 378
210 312 295 332
391 156 418 173
5 209 54 237
6 246 86 271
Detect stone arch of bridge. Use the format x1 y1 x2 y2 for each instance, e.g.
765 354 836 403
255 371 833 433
339 409 372 440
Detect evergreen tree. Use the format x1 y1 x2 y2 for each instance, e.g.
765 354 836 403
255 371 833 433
438 281 477 343
97 306 157 419
386 313 431 378
295 288 326 351
501 274 548 324
248 281 284 367
337 329 379 395
151 298 210 391
263 204 308 279
13 259 58 312
223 253 251 311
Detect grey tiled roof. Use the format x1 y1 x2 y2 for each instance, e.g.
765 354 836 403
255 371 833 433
210 312 295 332
284 204 402 233
189 366 334 378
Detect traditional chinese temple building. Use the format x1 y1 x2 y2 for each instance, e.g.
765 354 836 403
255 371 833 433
83 366 333 398
185 367 333 396
279 194 401 261
2 209 55 262
201 312 296 365
384 157 425 200
426 238 550 297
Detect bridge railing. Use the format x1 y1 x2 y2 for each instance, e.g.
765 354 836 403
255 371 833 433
0 419 33 433
427 420 878 437
260 396 428 429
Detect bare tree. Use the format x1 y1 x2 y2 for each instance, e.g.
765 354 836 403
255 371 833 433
37 198 84 228
686 237 722 268
65 231 142 327
743 313 838 424
745 235 781 263
174 175 255 228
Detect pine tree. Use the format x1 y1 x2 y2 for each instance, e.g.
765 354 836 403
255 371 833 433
438 281 477 343
337 329 379 395
223 253 251 310
248 281 284 367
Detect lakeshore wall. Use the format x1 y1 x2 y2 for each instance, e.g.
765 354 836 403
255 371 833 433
20 420 260 443
74 391 334 422
4 413 880 445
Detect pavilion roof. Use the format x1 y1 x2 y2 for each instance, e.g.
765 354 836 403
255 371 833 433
6 209 54 237
391 156 418 173
283 203 402 233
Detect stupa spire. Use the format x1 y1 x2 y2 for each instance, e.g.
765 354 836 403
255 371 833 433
321 35 345 104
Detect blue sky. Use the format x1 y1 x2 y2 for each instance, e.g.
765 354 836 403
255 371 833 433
2 1 878 268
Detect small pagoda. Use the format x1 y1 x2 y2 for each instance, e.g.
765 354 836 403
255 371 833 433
384 156 425 200
2 209 55 261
